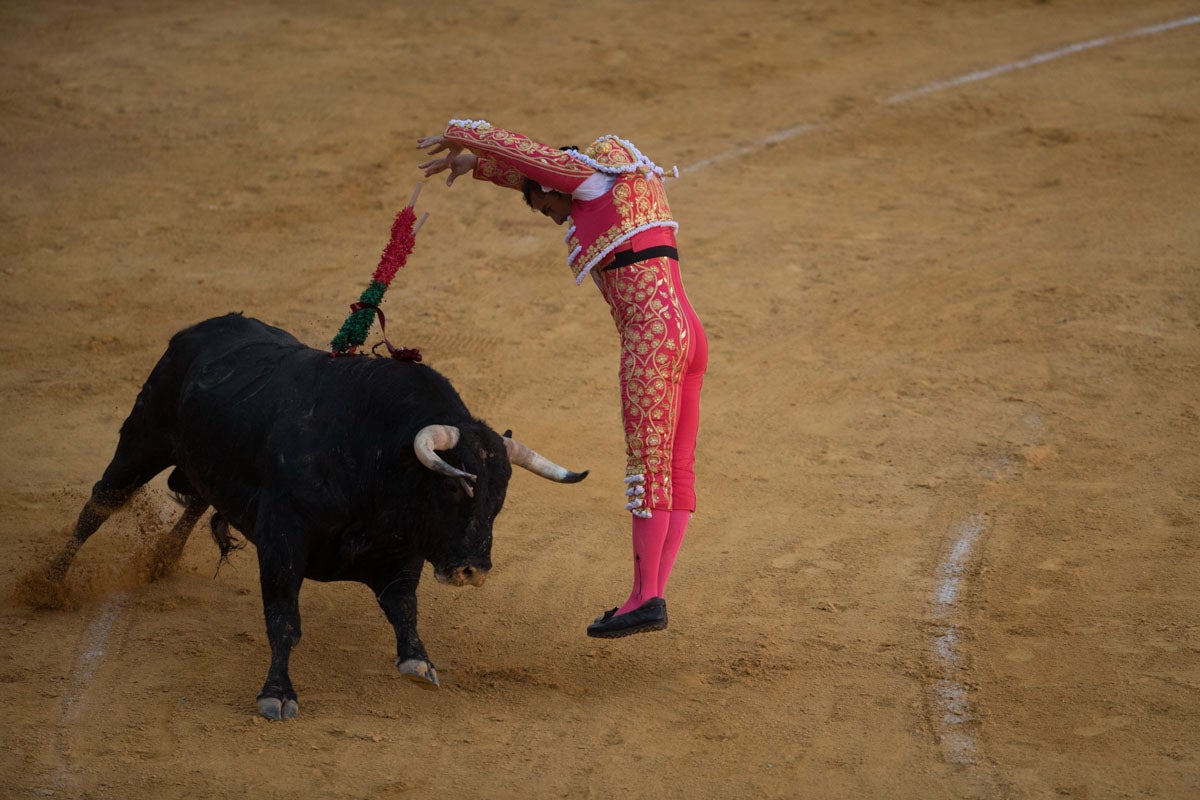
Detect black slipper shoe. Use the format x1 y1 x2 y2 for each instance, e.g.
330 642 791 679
593 607 618 625
586 597 668 639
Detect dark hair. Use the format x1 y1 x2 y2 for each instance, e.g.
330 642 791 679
522 145 579 209
521 178 541 208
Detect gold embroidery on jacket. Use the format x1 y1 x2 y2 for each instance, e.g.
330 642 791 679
565 173 674 279
475 154 524 189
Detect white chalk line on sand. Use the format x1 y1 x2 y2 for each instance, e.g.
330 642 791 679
684 14 1200 173
61 594 129 723
930 516 987 765
51 592 130 792
686 123 819 171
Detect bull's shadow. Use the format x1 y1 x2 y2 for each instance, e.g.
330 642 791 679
40 313 587 720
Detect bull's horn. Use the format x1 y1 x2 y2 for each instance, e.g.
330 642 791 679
413 425 478 486
504 437 589 483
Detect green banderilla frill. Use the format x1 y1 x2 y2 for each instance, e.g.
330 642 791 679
330 281 387 354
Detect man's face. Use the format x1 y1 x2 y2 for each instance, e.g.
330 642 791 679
529 189 572 225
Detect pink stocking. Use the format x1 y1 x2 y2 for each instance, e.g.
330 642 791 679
615 510 670 615
657 510 691 595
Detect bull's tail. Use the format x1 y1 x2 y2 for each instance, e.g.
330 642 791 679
209 512 245 571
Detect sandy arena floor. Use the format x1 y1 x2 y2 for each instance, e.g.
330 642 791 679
2 2 1198 798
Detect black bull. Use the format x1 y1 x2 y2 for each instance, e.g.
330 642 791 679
45 313 587 720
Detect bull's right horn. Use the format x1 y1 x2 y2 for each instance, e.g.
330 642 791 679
413 425 478 489
504 436 589 483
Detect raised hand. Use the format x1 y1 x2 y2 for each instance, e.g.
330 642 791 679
417 134 477 187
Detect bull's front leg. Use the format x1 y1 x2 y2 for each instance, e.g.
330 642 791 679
253 530 308 720
371 556 438 689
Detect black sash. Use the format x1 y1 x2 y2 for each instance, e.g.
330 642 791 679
603 245 679 271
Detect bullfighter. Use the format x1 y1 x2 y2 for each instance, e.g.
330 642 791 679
418 119 708 639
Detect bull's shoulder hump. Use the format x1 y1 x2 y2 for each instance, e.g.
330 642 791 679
175 314 302 344
168 314 308 355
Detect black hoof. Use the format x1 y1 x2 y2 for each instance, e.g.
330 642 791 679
256 695 299 721
396 658 440 689
586 597 668 639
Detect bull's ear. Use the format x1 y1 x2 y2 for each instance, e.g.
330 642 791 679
502 429 513 438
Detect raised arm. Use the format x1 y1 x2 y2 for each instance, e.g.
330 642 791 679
418 120 595 194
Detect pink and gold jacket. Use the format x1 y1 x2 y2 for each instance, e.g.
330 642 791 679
442 119 678 284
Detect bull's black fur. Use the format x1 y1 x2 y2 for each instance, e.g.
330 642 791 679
54 313 576 720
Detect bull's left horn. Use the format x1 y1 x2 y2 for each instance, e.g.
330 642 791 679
504 437 589 483
414 425 478 486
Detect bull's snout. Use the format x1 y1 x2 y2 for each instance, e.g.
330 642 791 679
436 565 490 587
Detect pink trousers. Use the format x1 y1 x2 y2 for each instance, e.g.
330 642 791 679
597 242 707 514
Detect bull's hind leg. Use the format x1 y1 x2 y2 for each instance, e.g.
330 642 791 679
370 556 439 689
46 419 175 586
143 491 209 582
46 478 143 581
